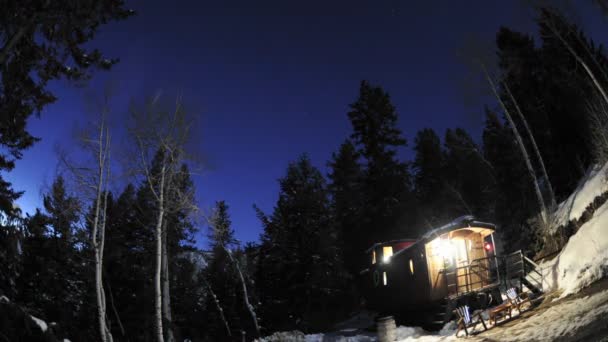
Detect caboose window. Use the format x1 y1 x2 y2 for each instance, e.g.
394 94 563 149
382 246 393 263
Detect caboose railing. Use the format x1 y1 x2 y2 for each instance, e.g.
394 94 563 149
445 251 544 300
444 256 500 298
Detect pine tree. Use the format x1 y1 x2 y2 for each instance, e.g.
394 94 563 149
328 140 364 277
257 155 346 333
205 201 240 340
412 128 448 230
0 0 134 220
442 128 494 220
347 80 413 243
17 176 89 339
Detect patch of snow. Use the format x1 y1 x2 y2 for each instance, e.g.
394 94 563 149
552 163 608 229
30 315 48 332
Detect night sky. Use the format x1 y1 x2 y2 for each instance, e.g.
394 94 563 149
6 1 605 247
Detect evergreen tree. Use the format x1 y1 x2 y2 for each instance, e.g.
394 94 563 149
327 140 364 277
442 128 494 220
0 0 134 220
347 80 413 244
257 155 346 333
412 128 446 230
204 201 241 340
17 176 89 339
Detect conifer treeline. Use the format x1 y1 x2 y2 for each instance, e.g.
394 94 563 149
1 5 607 342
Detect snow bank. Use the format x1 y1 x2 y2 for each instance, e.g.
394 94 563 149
532 161 608 296
551 200 608 297
30 315 48 332
552 163 608 229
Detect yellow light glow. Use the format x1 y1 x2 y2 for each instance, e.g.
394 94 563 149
438 239 456 260
409 259 414 275
383 272 388 286
372 250 376 264
383 246 393 263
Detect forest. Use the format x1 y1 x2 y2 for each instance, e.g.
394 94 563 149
1 1 608 342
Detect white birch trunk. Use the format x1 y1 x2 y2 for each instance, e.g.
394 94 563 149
546 16 608 108
223 247 260 337
161 219 174 342
482 66 548 225
154 162 166 342
503 82 557 209
203 277 231 337
92 122 113 342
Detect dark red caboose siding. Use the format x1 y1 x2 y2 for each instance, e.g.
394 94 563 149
392 241 416 252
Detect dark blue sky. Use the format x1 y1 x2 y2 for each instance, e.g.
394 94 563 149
6 1 605 247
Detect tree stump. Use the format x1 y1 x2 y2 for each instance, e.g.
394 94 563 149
376 316 396 342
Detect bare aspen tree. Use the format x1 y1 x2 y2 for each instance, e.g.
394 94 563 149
223 247 260 337
542 8 608 108
128 94 198 342
503 82 557 209
201 276 232 337
61 95 114 342
481 64 549 225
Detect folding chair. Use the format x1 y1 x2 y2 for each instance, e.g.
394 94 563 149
506 288 531 314
453 305 487 337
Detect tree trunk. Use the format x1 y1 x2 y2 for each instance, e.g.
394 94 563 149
161 219 174 342
482 65 548 225
203 277 231 337
99 186 113 342
546 15 608 108
503 82 557 210
224 247 260 337
93 123 112 342
155 164 166 342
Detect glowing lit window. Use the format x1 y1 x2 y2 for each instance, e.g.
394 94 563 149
372 250 377 264
383 272 388 286
409 259 414 275
382 246 393 263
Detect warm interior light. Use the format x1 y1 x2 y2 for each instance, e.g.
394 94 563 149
438 239 456 260
383 246 393 263
383 272 388 286
484 242 493 252
372 250 376 264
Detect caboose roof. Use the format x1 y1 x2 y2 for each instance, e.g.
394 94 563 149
366 215 496 255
